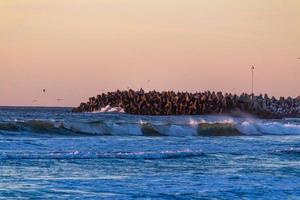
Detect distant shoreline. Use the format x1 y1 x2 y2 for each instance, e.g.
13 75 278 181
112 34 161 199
0 106 73 109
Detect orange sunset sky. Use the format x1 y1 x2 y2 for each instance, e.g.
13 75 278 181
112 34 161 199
0 0 299 107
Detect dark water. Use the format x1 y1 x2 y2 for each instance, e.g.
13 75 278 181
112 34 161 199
1 107 300 199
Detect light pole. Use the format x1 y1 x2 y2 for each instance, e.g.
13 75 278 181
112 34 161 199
251 65 254 99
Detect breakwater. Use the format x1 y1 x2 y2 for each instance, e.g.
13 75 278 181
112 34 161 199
72 89 300 118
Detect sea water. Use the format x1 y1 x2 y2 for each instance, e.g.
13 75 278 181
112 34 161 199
0 107 300 199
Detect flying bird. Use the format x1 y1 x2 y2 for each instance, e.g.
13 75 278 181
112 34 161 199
42 89 46 93
56 99 63 101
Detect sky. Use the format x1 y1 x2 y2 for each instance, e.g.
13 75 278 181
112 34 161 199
0 0 300 107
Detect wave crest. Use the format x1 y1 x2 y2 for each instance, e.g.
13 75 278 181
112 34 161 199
1 116 300 136
0 149 204 160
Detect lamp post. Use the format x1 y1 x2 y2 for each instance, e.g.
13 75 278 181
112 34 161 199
251 65 254 99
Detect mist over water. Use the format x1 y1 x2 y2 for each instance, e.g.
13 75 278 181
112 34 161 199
1 107 300 199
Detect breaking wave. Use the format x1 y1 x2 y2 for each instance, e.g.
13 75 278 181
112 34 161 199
93 106 125 113
0 116 300 136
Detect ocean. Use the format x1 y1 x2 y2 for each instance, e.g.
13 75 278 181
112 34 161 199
0 107 300 199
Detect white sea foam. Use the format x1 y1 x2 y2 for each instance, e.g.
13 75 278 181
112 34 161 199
98 105 124 113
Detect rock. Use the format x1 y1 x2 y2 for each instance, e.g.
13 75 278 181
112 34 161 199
72 89 300 119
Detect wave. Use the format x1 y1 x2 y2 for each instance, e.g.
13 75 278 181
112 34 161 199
198 123 241 136
1 116 300 136
272 148 300 155
0 149 204 160
93 106 125 113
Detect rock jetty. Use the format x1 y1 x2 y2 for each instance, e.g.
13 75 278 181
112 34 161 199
72 89 300 119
